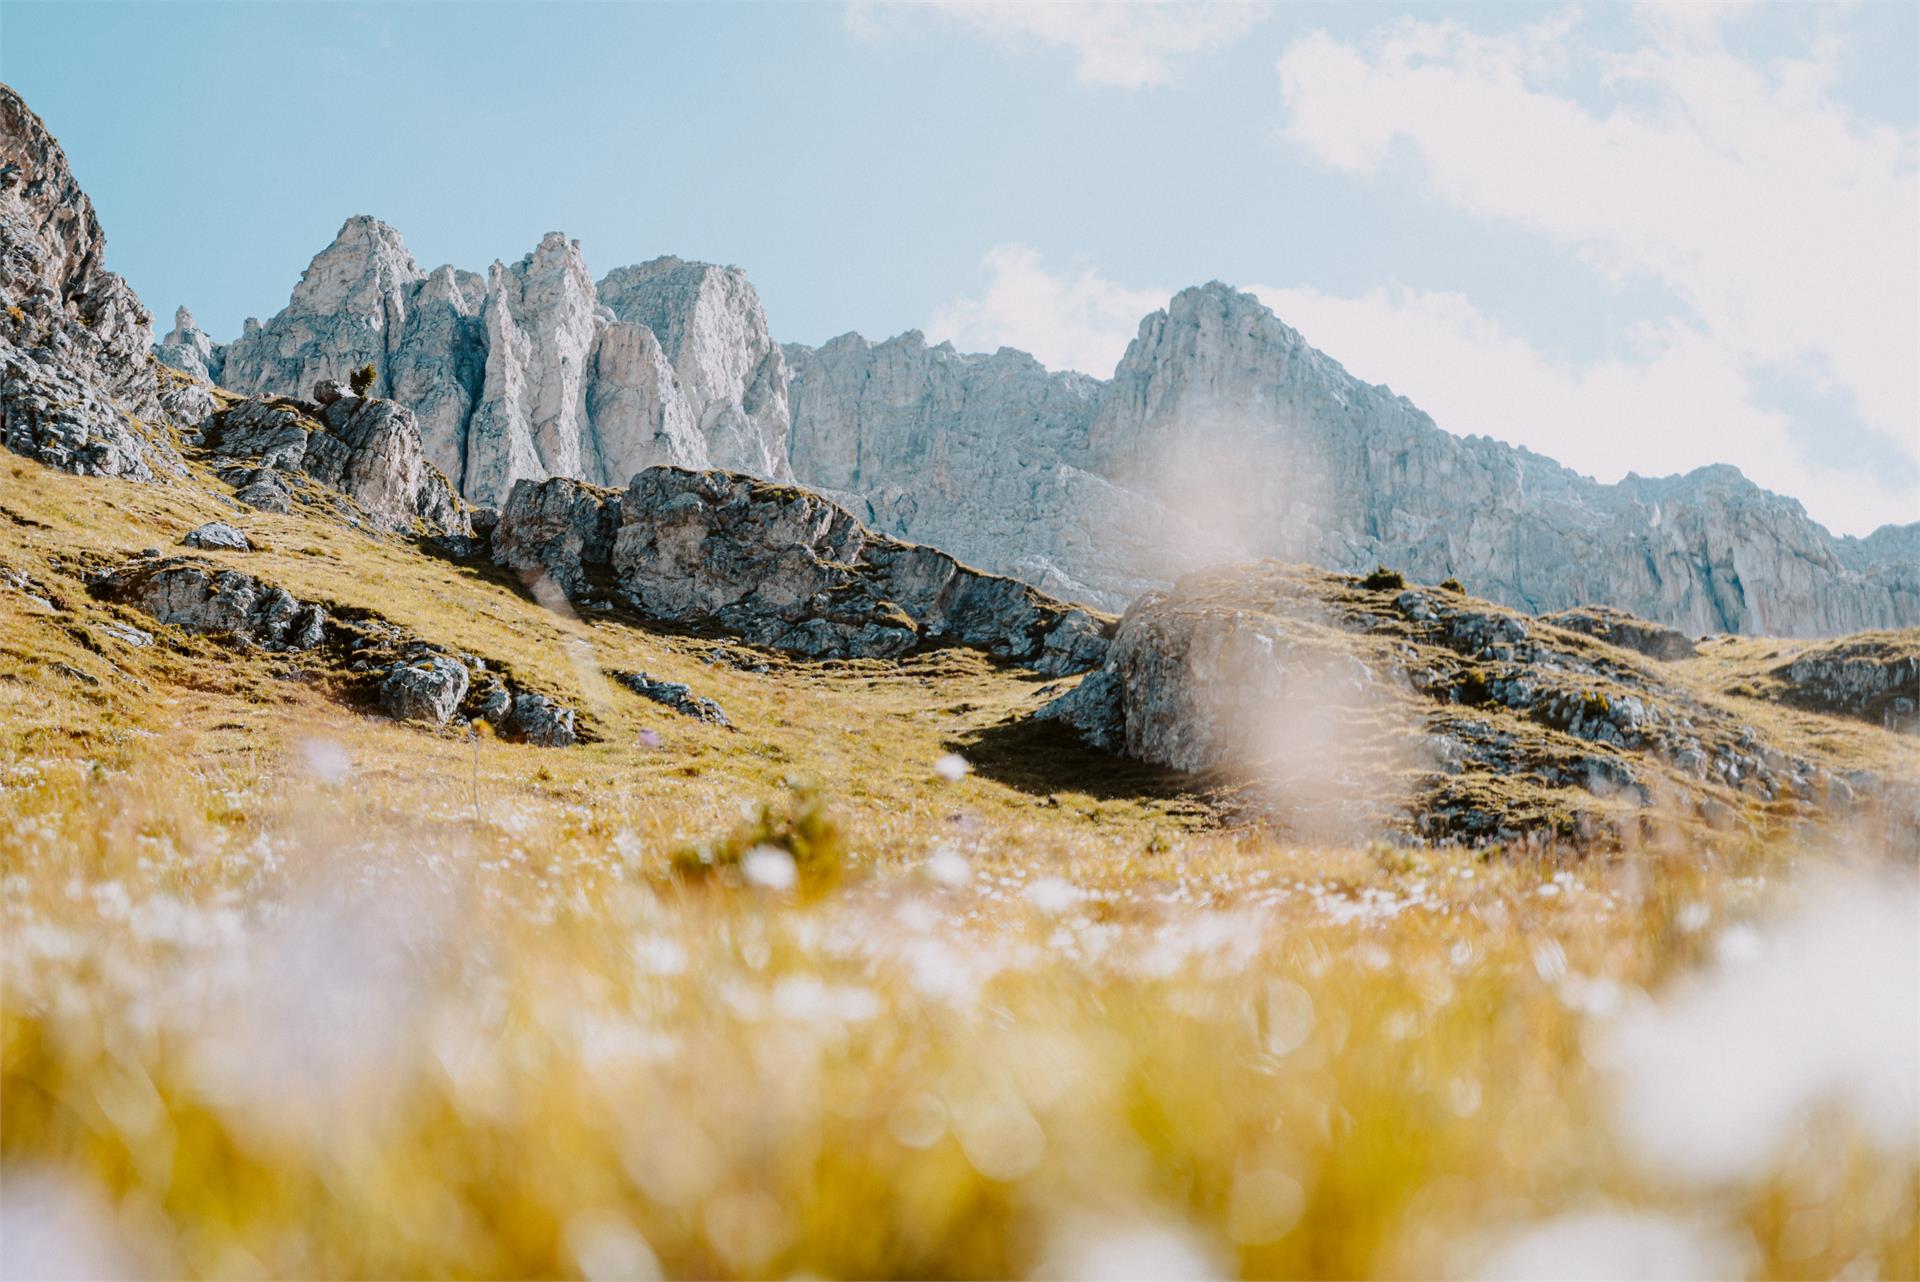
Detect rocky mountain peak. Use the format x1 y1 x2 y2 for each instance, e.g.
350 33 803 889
288 214 424 313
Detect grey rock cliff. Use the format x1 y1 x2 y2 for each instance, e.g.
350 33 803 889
155 306 223 384
0 85 191 482
791 284 1919 637
199 221 791 506
174 214 1918 638
205 393 467 534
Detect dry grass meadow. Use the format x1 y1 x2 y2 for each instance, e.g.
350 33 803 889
2 456 1916 1278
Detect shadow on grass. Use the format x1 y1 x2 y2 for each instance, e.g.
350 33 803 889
956 712 1220 816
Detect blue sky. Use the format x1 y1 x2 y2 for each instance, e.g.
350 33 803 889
4 1 1915 534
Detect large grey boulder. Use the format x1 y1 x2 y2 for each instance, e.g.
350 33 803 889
498 690 576 747
0 86 191 483
490 475 622 596
606 467 1110 672
182 521 253 551
90 558 327 651
379 655 470 725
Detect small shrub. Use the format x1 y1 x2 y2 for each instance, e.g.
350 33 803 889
1440 577 1466 594
1361 566 1406 591
671 783 846 894
350 363 377 396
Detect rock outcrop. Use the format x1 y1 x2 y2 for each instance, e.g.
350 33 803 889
154 306 223 385
1764 635 1919 734
615 670 731 727
0 85 194 482
1540 606 1696 661
492 468 1112 673
203 392 467 534
379 654 470 725
1043 561 1891 841
90 558 327 651
489 474 622 596
197 219 792 505
181 521 253 552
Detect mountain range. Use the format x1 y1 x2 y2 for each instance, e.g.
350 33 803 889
156 217 1917 637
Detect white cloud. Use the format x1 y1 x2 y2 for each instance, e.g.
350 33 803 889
926 244 1167 375
848 1 1268 89
926 247 1920 533
1275 8 1920 531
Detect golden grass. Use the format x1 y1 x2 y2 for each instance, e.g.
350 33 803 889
2 460 1916 1278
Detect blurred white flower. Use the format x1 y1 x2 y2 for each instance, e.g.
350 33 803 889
740 845 797 892
934 752 972 782
565 1210 662 1282
924 846 972 887
1036 1214 1227 1280
1024 877 1078 914
0 1166 145 1280
1599 874 1920 1185
298 738 352 783
1476 1207 1753 1280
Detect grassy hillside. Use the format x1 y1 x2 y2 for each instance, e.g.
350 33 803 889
2 450 1915 1278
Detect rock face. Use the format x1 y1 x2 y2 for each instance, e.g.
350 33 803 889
154 306 223 384
792 286 1920 636
490 468 1112 672
1768 636 1919 734
490 474 623 596
1044 561 1885 841
0 85 192 482
1541 606 1697 661
203 393 467 534
199 219 792 505
90 559 327 651
171 214 1919 638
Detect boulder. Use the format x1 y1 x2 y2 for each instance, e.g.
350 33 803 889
182 521 253 552
615 670 730 726
379 655 470 725
490 476 622 596
605 467 1111 673
1543 606 1697 661
498 690 576 747
90 558 327 651
313 378 348 405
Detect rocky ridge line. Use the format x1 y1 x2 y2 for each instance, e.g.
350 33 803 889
164 206 1917 638
490 467 1112 674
